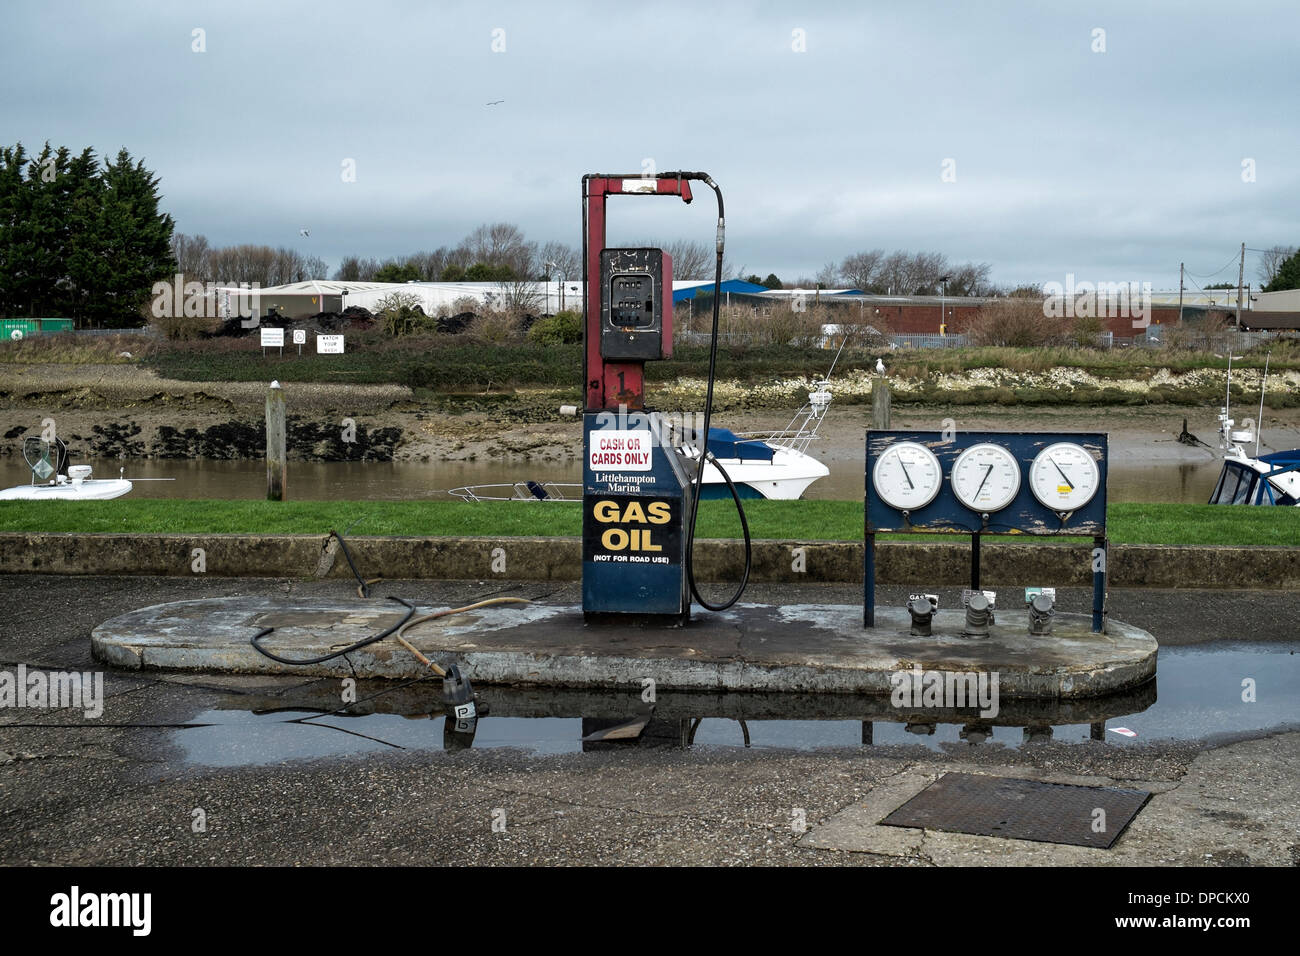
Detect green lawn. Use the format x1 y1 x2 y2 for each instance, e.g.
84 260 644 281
0 499 1297 546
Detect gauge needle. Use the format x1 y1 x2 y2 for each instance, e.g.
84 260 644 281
1051 458 1074 490
974 463 993 497
898 457 915 489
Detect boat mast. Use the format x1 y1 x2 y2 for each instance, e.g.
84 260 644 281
1256 350 1270 458
1225 351 1232 420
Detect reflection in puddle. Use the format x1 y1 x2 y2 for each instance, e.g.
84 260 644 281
173 643 1298 766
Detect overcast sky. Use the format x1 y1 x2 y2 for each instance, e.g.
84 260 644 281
3 0 1296 290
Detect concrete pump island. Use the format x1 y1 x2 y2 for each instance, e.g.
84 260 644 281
90 173 1157 718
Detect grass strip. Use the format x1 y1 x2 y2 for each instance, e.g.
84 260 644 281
0 499 1296 546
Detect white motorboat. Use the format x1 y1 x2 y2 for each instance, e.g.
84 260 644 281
0 438 133 501
1207 352 1300 506
673 381 833 500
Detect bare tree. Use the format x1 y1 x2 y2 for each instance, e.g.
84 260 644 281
333 256 381 281
539 240 581 280
207 244 275 285
877 251 925 294
945 261 993 296
644 238 711 279
404 247 461 281
494 278 545 315
1258 245 1298 287
202 244 320 286
301 254 328 280
815 261 840 288
840 249 884 291
462 222 537 278
170 233 211 280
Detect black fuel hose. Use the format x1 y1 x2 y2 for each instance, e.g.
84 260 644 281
250 595 417 665
682 175 752 612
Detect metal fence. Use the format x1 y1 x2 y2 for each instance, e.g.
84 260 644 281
889 333 970 349
1134 329 1300 351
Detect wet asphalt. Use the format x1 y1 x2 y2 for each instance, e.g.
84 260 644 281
0 575 1297 866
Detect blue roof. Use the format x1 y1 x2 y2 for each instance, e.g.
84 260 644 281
672 280 768 303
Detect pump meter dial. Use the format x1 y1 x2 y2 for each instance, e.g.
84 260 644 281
872 441 943 511
1029 442 1100 511
951 442 1022 512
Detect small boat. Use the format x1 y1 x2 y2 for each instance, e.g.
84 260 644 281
0 438 133 501
448 480 580 502
673 381 833 500
1206 352 1300 506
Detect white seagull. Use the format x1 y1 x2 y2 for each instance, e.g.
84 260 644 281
875 357 886 375
299 228 310 237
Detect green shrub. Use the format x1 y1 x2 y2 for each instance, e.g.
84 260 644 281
527 310 582 345
375 291 432 337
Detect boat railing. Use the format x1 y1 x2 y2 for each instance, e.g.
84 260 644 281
21 436 68 485
736 383 831 456
448 481 580 502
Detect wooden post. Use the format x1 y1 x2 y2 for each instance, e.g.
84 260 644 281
266 380 286 501
871 375 891 429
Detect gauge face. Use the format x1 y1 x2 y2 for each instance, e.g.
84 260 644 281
1029 442 1100 511
872 441 943 511
951 442 1022 512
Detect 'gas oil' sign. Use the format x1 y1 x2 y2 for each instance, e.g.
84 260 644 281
583 496 681 566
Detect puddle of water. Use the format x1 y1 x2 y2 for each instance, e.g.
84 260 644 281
1078 643 1300 747
178 711 583 765
172 643 1299 765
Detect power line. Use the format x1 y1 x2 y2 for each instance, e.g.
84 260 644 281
1186 251 1240 279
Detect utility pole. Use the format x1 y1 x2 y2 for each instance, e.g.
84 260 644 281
1178 262 1184 324
1236 241 1245 329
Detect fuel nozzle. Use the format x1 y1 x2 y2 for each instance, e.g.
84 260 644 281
441 663 480 751
1027 592 1055 635
963 593 992 638
907 595 937 636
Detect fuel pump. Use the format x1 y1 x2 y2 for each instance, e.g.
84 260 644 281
580 172 750 623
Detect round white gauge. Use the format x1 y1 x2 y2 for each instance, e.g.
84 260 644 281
951 442 1022 512
873 441 943 511
1029 442 1100 511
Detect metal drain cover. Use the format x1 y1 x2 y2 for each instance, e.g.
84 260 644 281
880 772 1150 848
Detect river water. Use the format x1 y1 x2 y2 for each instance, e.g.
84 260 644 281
0 455 1226 503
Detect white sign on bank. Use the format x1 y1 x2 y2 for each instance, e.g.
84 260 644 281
588 430 653 471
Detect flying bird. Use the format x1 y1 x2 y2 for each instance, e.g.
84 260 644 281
486 99 504 106
299 228 310 237
875 357 886 374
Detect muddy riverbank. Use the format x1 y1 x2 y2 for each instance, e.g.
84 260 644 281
3 363 1298 468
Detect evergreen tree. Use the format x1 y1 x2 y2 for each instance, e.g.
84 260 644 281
0 144 32 316
0 142 174 326
85 149 175 326
1263 247 1300 293
374 261 420 283
62 147 103 319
